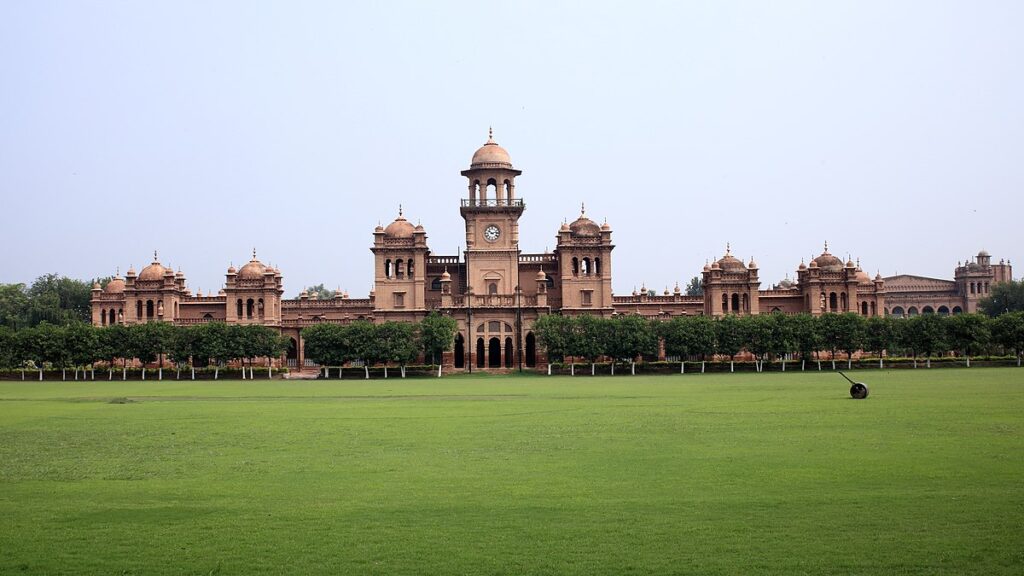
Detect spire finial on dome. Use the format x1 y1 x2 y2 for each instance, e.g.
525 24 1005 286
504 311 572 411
824 240 829 253
726 242 731 255
580 202 585 215
153 250 158 262
115 266 120 277
488 126 493 141
399 203 403 217
252 247 257 260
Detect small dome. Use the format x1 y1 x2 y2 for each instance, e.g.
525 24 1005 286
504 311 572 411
664 287 671 296
711 260 721 270
798 260 807 271
748 258 758 269
703 263 711 272
979 250 990 257
674 282 681 294
104 278 126 294
374 224 384 233
470 129 513 169
384 214 415 238
92 282 101 290
227 265 237 274
809 259 819 268
875 273 883 281
535 269 546 281
855 268 872 285
601 220 611 231
441 269 452 281
845 259 856 268
138 260 167 281
560 222 571 232
217 289 225 296
414 223 425 232
175 269 184 278
126 266 136 276
812 243 843 271
776 277 795 289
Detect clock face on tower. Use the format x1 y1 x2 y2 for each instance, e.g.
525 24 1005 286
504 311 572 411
483 225 501 242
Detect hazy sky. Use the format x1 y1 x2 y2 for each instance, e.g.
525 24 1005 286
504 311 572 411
2 1 1021 296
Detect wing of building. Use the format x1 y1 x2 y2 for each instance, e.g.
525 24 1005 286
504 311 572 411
91 133 1014 370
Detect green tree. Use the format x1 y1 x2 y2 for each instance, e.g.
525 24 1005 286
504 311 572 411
979 280 1024 316
715 315 744 372
606 315 657 375
819 313 865 369
661 316 693 373
250 326 288 379
419 312 458 376
0 326 15 370
376 321 419 378
15 325 46 379
0 283 30 330
167 325 199 379
945 313 990 367
903 314 949 368
741 315 774 372
302 323 347 378
195 322 232 379
572 315 606 376
789 314 821 370
767 313 797 371
344 321 380 379
863 316 897 369
65 322 99 380
97 324 132 380
991 311 1024 367
533 314 576 375
26 274 93 326
684 276 704 297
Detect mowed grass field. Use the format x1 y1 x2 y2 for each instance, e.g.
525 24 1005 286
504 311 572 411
1 370 1022 575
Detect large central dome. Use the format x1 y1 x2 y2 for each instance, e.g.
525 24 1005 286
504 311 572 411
470 128 513 169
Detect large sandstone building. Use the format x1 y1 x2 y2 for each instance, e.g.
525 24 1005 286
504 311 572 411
91 133 1013 370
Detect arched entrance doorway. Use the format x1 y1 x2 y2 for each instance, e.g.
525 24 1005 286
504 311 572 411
488 337 501 368
454 333 465 368
504 337 513 368
286 338 298 368
476 338 485 368
525 332 536 367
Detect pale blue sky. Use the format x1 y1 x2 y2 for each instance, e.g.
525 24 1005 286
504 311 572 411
2 1 1021 296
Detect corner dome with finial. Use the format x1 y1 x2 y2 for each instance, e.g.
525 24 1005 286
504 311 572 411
441 268 452 281
237 249 267 280
716 244 746 272
812 241 843 271
384 205 415 239
104 268 126 294
536 269 547 281
470 127 513 169
569 203 601 236
139 251 168 281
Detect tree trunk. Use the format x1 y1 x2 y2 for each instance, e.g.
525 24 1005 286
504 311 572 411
631 360 635 375
39 367 43 381
62 368 66 381
401 365 406 378
591 363 595 376
269 361 273 379
701 360 705 373
801 359 805 371
730 360 734 373
879 357 883 369
681 361 685 374
159 367 163 380
913 357 918 369
214 365 219 380
438 363 442 378
926 357 931 368
364 365 369 379
782 359 786 372
109 368 113 380
191 366 196 380
817 360 821 371
142 368 146 380
384 365 388 379
176 365 181 379
831 359 836 371
122 364 127 380
21 369 25 380
966 353 970 368
847 356 852 370
611 362 615 375
547 364 552 376
571 363 575 376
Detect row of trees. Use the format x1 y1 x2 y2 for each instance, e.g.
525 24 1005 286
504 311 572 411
535 312 1024 375
300 313 458 378
0 321 288 380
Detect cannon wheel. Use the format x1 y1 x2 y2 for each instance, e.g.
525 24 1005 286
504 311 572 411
850 382 869 399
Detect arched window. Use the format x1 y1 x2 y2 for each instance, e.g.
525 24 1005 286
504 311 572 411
257 298 264 318
970 282 975 294
407 259 414 279
246 298 255 318
109 309 116 325
908 306 919 316
504 337 513 368
829 293 838 312
572 257 579 276
136 300 142 319
395 260 404 279
582 258 590 276
892 306 905 317
472 180 480 201
952 306 963 314
486 178 497 201
731 293 740 312
118 308 123 323
840 292 848 312
431 277 442 290
488 282 498 295
525 332 536 367
503 179 512 201
741 293 749 312
385 259 392 279
984 282 990 293
101 310 107 326
722 294 728 313
871 302 877 316
146 300 154 318
861 302 869 315
938 306 949 315
922 306 934 315
237 299 243 317
594 258 601 276
476 338 485 368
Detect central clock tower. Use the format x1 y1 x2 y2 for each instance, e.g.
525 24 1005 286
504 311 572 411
460 129 524 295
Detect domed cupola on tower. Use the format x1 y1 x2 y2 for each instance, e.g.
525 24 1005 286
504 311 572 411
373 206 429 316
702 244 760 317
224 249 284 325
557 204 614 313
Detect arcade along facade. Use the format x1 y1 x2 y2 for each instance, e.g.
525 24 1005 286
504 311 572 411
90 132 1013 370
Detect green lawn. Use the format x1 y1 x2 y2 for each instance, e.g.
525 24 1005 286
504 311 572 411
1 369 1022 575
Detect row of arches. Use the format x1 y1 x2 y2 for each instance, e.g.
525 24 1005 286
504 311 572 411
452 332 537 369
721 292 750 313
889 305 962 317
571 257 602 277
470 178 513 203
969 281 990 295
100 308 124 325
384 259 415 280
134 299 175 320
236 298 265 319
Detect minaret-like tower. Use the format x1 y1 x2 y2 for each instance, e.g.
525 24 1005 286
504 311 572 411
459 128 524 296
556 204 615 314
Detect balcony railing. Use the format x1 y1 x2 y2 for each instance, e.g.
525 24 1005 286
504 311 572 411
461 198 524 208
